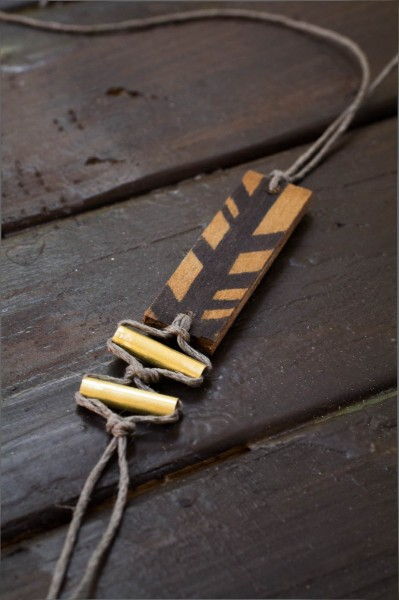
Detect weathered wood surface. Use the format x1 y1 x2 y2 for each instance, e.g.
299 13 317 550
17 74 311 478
2 117 396 541
1 1 397 232
145 178 312 353
2 394 397 600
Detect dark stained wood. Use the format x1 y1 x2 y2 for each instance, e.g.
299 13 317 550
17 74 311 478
1 117 396 540
145 177 312 353
1 1 397 232
2 394 397 599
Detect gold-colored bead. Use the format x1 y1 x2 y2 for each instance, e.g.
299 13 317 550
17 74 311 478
80 376 178 416
112 325 206 379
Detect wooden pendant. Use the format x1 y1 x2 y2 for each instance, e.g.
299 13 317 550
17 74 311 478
144 171 312 354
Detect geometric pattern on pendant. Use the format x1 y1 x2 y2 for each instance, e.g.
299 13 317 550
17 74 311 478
145 170 312 353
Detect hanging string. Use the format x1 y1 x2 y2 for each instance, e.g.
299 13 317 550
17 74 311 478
0 6 397 193
268 52 398 190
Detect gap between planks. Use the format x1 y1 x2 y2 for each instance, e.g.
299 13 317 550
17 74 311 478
2 1 397 233
2 387 396 548
3 109 397 239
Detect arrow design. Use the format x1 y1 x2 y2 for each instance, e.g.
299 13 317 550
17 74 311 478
145 171 312 354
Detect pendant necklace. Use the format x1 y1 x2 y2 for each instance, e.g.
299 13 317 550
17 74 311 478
1 6 397 600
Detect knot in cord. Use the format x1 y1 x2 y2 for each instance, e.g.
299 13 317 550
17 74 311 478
268 169 289 193
75 392 136 438
105 413 136 438
165 312 192 342
165 324 190 342
124 363 160 384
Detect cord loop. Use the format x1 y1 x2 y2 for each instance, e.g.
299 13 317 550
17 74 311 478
105 413 136 437
124 363 161 385
268 169 290 193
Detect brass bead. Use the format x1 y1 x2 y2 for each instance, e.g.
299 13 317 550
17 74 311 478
112 325 206 379
80 376 178 416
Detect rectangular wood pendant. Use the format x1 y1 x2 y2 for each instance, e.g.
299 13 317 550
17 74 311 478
144 171 312 354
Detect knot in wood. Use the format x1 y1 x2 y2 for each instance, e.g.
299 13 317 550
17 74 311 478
106 413 136 437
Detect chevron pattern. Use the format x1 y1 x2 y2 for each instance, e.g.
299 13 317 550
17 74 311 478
145 172 312 354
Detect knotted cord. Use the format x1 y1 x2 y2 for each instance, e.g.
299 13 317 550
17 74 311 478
47 313 207 600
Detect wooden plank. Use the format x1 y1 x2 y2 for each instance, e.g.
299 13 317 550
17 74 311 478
145 178 312 353
1 117 396 540
1 1 397 232
2 394 397 599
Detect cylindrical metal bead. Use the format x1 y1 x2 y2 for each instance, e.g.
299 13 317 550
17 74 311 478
112 325 206 379
80 376 178 416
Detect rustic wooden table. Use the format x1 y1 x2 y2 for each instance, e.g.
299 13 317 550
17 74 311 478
1 1 397 598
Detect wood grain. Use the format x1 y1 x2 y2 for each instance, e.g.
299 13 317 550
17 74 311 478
2 394 396 599
1 1 397 232
1 117 396 541
145 179 312 353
